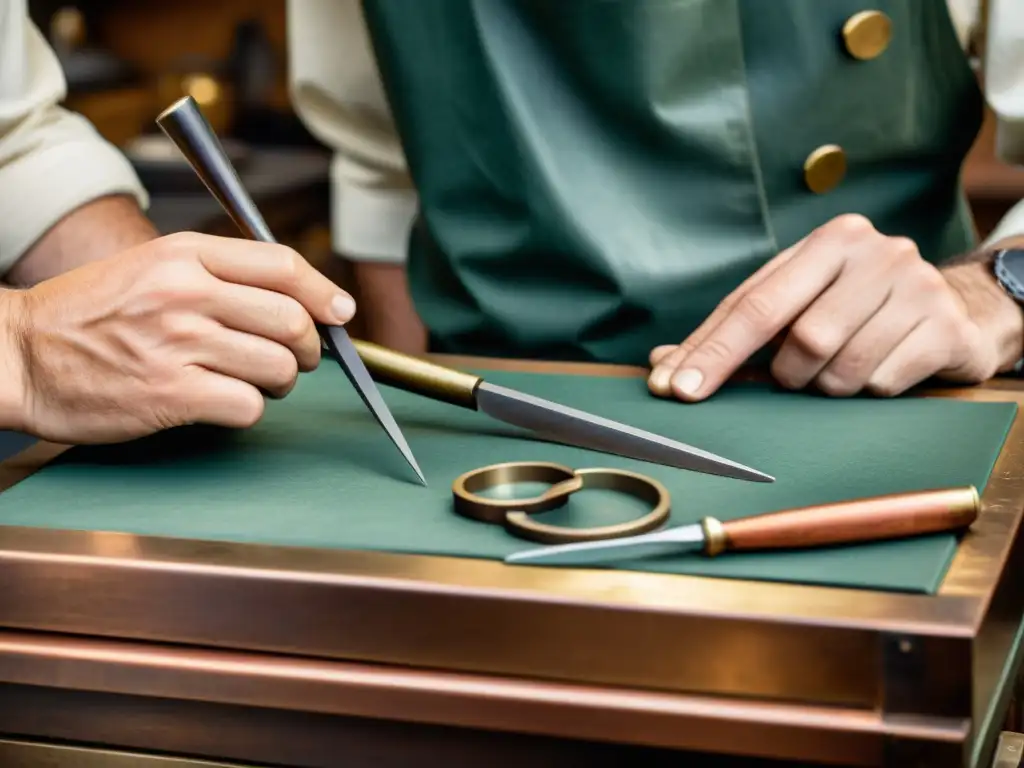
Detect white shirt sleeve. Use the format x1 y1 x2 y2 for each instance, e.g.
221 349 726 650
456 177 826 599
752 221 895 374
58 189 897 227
986 0 1024 165
0 0 147 274
287 0 417 265
979 0 1024 244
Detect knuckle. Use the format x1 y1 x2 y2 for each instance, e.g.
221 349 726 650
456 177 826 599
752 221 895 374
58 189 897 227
161 231 206 256
157 311 205 345
695 336 734 364
717 291 743 313
276 301 314 342
769 356 804 390
144 261 209 306
888 236 919 259
970 354 998 382
151 375 198 424
866 377 901 398
815 370 859 397
831 213 874 238
915 264 950 295
787 319 839 361
269 349 300 388
236 391 266 428
736 291 776 327
276 247 305 284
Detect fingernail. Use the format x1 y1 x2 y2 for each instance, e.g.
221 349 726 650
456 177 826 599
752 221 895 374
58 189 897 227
331 294 356 324
672 368 704 397
649 367 672 394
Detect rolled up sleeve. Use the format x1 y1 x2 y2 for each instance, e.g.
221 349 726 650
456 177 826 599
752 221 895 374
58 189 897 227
979 0 1024 245
0 3 147 274
985 0 1024 165
287 0 416 264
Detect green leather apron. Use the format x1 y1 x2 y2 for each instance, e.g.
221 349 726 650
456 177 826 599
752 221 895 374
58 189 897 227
362 0 982 365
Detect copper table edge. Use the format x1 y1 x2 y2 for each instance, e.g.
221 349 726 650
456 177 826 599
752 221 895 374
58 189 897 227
0 630 970 753
0 525 982 632
0 359 1020 751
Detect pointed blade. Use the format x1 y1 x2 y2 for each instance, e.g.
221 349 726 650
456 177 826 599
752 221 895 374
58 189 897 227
475 382 773 482
506 524 706 566
325 326 426 485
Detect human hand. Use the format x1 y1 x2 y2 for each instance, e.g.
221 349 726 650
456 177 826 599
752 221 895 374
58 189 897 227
647 215 1024 401
0 232 356 443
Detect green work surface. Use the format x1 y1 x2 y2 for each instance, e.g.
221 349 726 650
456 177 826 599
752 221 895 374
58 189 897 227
0 368 1015 593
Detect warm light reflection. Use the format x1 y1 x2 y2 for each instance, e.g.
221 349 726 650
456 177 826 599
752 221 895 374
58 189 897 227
86 531 142 559
183 74 221 107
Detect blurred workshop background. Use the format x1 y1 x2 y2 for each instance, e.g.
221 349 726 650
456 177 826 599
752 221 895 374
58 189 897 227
28 0 1024 341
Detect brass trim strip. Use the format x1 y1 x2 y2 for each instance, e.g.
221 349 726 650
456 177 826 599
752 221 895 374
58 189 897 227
0 739 249 767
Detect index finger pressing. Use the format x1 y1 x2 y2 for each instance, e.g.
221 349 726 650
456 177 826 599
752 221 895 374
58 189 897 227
666 237 844 401
648 236 808 396
191 235 356 326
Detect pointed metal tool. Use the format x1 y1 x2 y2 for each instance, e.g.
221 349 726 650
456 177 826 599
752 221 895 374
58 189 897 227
349 340 774 483
157 96 426 485
504 486 980 567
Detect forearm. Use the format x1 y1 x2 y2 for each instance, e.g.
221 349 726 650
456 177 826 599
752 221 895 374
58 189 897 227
348 260 427 354
5 195 158 287
0 291 26 432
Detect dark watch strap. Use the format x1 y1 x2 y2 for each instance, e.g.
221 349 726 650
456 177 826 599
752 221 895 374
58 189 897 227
993 249 1024 374
995 248 1024 301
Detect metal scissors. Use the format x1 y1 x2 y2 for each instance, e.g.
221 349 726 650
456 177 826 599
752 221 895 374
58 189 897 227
451 461 672 544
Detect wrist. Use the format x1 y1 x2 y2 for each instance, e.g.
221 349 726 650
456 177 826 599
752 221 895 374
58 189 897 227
0 290 29 432
942 255 1024 374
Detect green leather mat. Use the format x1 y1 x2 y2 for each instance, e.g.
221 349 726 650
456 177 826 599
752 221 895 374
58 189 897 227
0 367 1014 593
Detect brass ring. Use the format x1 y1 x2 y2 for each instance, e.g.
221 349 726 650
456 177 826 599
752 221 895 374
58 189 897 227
452 462 581 524
451 462 671 545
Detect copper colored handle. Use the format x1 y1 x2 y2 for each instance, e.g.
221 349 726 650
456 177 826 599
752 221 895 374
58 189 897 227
704 486 979 555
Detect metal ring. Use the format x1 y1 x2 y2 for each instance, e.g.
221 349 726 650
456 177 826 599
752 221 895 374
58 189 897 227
452 462 582 524
451 462 671 544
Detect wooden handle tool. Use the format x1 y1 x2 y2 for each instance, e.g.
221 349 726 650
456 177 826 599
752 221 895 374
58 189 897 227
505 486 980 566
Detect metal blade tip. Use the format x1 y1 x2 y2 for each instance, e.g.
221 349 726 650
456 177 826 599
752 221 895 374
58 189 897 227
398 448 427 486
412 465 428 486
740 467 775 483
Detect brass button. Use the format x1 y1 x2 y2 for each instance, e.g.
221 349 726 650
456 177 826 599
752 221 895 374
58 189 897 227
842 10 892 60
803 144 847 194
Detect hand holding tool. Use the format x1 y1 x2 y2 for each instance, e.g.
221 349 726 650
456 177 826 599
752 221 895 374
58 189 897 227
156 96 426 485
352 340 773 483
505 485 979 566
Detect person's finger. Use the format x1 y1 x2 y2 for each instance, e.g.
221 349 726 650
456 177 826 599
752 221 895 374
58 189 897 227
770 256 894 391
182 234 356 326
863 321 953 397
664 233 848 401
190 326 301 399
178 368 267 429
806 300 919 396
649 345 676 367
204 282 321 372
647 238 807 396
